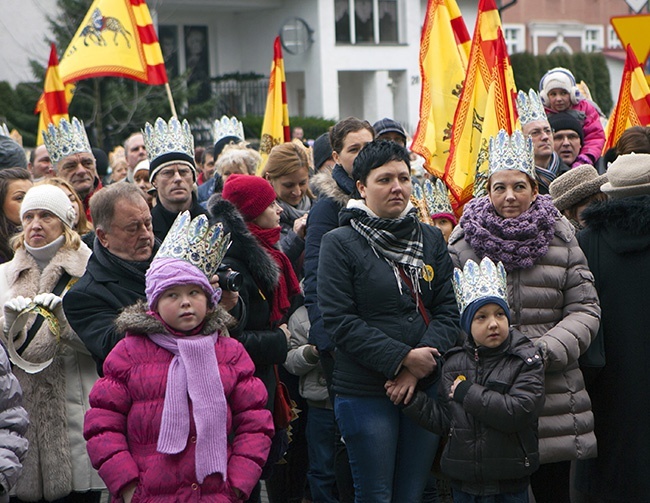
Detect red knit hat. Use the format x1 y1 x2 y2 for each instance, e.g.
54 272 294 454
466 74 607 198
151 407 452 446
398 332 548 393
221 174 277 221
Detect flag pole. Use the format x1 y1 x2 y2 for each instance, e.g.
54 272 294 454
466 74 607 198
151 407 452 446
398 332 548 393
165 83 178 118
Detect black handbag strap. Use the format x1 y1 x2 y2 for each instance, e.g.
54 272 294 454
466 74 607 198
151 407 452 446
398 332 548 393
17 272 71 356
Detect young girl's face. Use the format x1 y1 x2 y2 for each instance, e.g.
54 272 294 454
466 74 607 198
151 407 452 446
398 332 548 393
470 303 509 348
157 284 209 333
547 88 571 112
431 217 454 243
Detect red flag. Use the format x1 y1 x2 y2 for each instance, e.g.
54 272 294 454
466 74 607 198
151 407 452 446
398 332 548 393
603 44 650 153
35 44 70 146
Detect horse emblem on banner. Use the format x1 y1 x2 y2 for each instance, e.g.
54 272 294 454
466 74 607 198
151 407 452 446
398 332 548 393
79 8 132 48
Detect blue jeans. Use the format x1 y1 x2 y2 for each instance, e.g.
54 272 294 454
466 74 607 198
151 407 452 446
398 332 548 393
452 488 529 503
334 385 440 503
306 406 338 503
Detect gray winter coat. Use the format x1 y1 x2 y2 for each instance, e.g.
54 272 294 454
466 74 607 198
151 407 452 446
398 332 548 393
448 215 599 463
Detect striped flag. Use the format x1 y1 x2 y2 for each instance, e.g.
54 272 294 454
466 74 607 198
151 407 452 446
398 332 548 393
603 44 650 153
58 0 167 85
34 44 71 146
258 36 291 173
411 0 470 179
443 0 519 207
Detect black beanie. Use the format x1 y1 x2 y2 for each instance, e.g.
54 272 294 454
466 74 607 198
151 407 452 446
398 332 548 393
313 133 333 171
548 112 584 145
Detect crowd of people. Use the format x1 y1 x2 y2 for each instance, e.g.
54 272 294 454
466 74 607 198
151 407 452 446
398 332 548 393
0 65 648 503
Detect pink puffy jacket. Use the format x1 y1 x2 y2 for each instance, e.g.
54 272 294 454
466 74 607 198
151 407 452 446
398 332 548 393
84 305 274 502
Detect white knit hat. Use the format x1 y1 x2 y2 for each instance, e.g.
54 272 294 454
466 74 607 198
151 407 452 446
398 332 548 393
133 159 150 177
20 185 76 228
541 68 574 95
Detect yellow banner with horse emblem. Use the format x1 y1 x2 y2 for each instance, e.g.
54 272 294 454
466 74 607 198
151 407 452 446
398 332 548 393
59 0 168 85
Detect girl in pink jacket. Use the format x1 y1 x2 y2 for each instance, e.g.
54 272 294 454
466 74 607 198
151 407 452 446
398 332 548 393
84 215 274 503
540 67 606 166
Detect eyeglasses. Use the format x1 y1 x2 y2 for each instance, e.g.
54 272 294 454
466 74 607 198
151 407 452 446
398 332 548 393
528 127 553 139
157 166 193 179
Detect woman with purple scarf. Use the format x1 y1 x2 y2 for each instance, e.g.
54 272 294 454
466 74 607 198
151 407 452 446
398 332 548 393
448 130 600 503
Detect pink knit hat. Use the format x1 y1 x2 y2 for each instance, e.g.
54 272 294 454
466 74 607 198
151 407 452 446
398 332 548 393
221 174 277 221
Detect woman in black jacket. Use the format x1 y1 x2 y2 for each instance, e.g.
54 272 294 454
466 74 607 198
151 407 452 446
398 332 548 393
317 141 459 502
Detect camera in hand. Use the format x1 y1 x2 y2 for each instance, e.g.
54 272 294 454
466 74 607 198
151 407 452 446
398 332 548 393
217 265 243 292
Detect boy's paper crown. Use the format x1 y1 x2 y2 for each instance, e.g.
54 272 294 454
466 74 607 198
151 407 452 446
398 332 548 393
516 89 547 126
212 115 245 145
488 129 536 181
42 117 92 165
452 257 508 315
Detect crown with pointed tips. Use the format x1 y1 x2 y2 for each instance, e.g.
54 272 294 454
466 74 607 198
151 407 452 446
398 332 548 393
488 129 536 180
42 117 92 166
516 89 547 126
155 211 231 279
143 117 195 177
423 178 454 219
452 257 508 315
0 124 9 137
410 182 432 224
212 115 244 145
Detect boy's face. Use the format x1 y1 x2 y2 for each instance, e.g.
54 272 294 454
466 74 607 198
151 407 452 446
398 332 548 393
547 88 571 112
157 284 209 333
470 303 509 348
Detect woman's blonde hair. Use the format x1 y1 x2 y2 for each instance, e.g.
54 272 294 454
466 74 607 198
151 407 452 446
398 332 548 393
215 143 261 176
262 141 314 199
43 177 93 235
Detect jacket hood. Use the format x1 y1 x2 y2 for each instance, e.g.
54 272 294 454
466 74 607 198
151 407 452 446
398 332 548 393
581 195 650 254
206 195 279 294
311 170 353 207
115 300 234 336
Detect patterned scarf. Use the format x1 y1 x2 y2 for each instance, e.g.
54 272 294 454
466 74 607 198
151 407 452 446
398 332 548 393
535 152 563 194
246 222 302 325
345 199 424 294
460 195 558 271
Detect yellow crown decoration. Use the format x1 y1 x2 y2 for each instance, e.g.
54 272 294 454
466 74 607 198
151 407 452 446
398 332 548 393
488 129 536 181
452 257 509 315
155 211 231 279
42 117 92 165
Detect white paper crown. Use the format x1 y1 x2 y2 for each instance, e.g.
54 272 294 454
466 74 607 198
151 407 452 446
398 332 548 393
143 117 194 165
42 117 92 166
155 211 231 279
212 115 244 145
488 129 536 180
516 89 547 126
452 257 508 314
0 124 9 137
423 178 454 217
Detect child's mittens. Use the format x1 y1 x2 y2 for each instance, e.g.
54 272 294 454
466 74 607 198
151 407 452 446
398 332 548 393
450 375 471 403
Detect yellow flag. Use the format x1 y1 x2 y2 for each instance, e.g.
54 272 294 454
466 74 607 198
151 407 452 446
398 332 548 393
35 44 71 146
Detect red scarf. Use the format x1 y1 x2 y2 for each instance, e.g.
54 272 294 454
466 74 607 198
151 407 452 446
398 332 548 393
246 223 301 325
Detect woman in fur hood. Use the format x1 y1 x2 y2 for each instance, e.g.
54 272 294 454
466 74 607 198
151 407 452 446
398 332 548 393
0 184 103 502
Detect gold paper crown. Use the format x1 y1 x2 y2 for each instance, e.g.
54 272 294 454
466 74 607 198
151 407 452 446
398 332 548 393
411 179 455 224
143 117 195 165
0 124 9 137
488 129 536 180
155 211 231 279
410 182 432 224
516 89 547 126
212 115 244 145
42 117 92 166
452 257 509 314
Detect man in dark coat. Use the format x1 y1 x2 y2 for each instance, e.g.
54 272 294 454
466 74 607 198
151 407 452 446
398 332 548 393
576 152 650 503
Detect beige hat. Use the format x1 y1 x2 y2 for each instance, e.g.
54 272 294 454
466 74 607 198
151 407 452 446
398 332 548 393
549 165 608 211
601 153 650 199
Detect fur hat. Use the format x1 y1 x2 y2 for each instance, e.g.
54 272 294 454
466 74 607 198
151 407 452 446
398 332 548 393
601 153 650 199
20 184 76 228
549 165 608 211
221 174 277 221
548 112 584 145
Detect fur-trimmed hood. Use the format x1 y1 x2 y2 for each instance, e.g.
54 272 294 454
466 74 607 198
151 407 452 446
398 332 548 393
311 170 354 207
115 300 234 336
206 195 279 295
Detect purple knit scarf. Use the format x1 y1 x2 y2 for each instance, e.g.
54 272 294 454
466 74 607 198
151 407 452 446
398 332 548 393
460 194 558 271
148 332 228 483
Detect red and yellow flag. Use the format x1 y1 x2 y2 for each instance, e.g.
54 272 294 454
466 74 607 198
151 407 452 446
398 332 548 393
443 0 519 208
258 36 290 173
603 44 650 153
411 0 470 178
58 0 167 85
35 44 71 146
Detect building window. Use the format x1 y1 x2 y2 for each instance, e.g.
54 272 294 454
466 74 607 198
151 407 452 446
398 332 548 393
583 26 603 53
608 27 622 50
335 0 399 44
503 24 525 54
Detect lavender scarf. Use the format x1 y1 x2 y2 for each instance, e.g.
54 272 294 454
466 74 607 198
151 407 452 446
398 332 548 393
460 194 558 271
148 332 228 483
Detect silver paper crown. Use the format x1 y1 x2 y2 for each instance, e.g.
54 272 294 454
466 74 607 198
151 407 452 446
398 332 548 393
42 117 92 166
516 89 547 126
143 117 194 164
488 129 536 180
0 124 9 137
452 257 508 315
423 178 454 218
155 211 231 279
212 115 244 145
